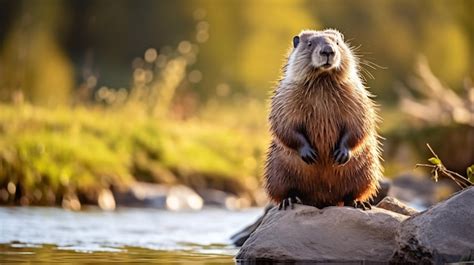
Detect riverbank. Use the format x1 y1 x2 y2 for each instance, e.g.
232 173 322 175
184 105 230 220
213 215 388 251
1 100 467 210
0 102 268 208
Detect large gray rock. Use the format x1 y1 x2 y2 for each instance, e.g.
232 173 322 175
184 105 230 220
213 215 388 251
236 205 408 262
391 187 474 264
232 179 393 247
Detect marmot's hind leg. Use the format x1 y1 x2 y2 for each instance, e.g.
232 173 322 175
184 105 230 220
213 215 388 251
266 155 305 210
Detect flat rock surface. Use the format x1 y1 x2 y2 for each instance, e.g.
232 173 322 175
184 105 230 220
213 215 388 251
391 187 474 264
236 205 408 262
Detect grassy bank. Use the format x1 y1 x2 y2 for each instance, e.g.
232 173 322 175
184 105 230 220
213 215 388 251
0 102 269 206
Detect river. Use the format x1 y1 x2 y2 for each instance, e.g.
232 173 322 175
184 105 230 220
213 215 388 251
0 206 263 264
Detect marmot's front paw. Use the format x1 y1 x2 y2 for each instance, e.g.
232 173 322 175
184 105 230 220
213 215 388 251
299 145 318 164
333 146 351 165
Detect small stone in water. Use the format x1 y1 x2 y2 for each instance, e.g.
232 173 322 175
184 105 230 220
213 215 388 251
98 189 116 211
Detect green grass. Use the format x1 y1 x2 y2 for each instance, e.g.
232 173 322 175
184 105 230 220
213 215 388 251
0 102 269 206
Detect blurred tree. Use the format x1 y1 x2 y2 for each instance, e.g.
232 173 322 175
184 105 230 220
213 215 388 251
195 0 317 99
418 1 470 88
70 0 193 90
454 0 474 76
308 0 472 102
0 0 472 105
191 0 243 99
0 0 74 105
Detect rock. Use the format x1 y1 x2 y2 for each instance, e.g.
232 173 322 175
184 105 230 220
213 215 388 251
196 188 238 208
114 182 203 210
231 178 392 247
166 185 203 211
236 205 408 262
391 187 474 264
61 192 81 211
377 196 418 216
98 189 116 211
113 182 168 208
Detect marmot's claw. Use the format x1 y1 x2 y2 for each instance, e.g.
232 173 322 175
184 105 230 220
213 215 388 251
299 145 318 164
333 146 351 165
294 196 302 204
278 196 302 210
359 201 372 210
345 200 372 211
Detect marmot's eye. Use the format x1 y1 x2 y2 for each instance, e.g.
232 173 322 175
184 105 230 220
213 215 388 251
307 42 312 47
336 41 339 46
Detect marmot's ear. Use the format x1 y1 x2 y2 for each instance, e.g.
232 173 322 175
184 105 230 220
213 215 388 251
339 32 345 41
293 36 300 48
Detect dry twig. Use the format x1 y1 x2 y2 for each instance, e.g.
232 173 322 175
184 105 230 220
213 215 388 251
416 143 473 188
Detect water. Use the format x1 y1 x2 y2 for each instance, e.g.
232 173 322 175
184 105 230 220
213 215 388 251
0 206 263 264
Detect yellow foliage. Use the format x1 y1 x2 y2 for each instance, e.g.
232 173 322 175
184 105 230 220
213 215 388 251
238 0 317 96
422 23 470 87
0 0 73 105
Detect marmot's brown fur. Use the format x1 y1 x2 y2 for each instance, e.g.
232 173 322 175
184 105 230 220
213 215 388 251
264 29 382 209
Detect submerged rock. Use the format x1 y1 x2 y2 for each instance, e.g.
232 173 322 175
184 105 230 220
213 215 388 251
236 205 408 262
391 187 474 264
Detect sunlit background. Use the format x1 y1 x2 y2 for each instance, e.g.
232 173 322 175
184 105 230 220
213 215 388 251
0 0 473 211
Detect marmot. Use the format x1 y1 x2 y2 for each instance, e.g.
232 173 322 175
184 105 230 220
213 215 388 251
264 29 382 210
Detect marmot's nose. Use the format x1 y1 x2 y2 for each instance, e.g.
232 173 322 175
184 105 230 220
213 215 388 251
320 45 335 57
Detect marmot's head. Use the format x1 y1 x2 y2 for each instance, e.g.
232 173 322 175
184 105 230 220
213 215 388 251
285 29 356 83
